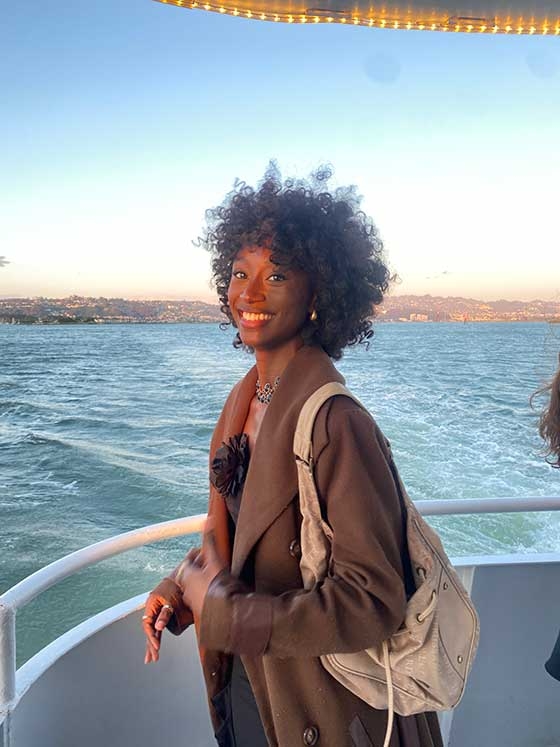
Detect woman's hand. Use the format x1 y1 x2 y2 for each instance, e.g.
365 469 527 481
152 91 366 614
142 575 193 664
176 524 226 619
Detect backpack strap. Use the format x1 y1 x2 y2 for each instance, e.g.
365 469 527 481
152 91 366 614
293 381 395 747
293 382 364 464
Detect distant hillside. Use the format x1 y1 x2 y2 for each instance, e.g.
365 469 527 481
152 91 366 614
1 294 559 324
378 294 560 322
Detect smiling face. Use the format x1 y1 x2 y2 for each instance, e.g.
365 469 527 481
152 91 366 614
227 245 314 359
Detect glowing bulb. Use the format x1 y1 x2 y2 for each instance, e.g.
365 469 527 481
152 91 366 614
480 25 487 32
314 15 319 22
353 17 359 24
431 23 437 31
301 15 307 22
529 26 536 34
341 17 347 23
505 25 512 33
274 13 279 20
219 6 225 12
418 24 425 30
232 8 238 15
368 18 374 27
259 12 265 19
406 21 412 29
288 14 293 22
246 9 252 16
326 16 333 22
204 3 209 9
467 24 473 32
492 25 499 33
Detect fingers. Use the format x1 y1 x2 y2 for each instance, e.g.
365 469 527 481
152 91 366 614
154 603 175 632
144 637 159 664
142 614 161 663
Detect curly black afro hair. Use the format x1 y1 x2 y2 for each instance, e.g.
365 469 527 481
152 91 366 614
199 163 392 360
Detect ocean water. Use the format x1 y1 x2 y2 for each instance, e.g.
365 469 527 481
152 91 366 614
1 321 559 665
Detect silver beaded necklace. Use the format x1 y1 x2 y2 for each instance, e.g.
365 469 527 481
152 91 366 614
255 376 281 405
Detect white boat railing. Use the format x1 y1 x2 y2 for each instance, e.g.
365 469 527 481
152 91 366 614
1 496 560 719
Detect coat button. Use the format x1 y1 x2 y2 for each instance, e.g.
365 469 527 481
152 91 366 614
289 539 302 559
303 725 319 745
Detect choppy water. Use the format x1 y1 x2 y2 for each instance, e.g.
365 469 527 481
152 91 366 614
1 321 559 665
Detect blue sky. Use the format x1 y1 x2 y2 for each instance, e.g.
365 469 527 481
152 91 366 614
2 0 559 301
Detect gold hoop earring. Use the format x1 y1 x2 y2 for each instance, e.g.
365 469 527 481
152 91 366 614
310 309 318 322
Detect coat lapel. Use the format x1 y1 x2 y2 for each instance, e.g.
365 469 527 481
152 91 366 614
231 346 345 577
206 366 257 564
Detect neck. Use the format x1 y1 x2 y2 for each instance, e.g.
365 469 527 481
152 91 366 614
254 339 304 387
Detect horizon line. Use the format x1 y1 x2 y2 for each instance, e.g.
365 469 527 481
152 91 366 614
1 293 559 305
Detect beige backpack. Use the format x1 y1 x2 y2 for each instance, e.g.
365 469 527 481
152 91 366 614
294 383 480 747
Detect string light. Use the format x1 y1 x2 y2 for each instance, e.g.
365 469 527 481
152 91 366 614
154 1 560 35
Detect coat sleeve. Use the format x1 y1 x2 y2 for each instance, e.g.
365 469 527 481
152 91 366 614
199 398 408 658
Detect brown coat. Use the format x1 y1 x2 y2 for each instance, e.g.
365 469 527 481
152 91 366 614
194 345 443 747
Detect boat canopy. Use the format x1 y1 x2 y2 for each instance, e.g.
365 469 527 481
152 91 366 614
153 0 560 34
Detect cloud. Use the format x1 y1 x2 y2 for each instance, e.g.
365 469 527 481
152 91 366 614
425 270 451 280
0 256 10 268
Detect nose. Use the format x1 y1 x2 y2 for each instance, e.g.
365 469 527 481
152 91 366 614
240 275 265 303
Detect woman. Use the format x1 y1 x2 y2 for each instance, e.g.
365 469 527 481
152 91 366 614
143 166 443 747
534 353 560 682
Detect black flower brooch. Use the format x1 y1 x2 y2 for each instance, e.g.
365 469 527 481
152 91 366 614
210 433 250 499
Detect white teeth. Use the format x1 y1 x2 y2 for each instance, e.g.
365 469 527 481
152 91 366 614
242 312 273 321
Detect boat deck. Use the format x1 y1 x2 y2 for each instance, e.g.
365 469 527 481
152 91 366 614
2 501 560 747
